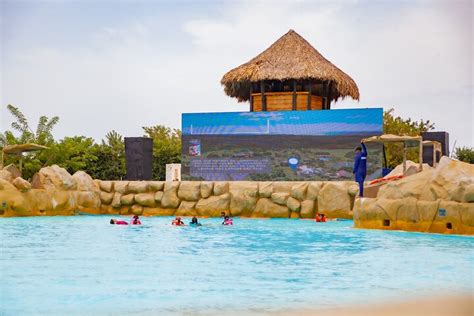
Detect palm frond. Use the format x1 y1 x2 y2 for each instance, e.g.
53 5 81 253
7 104 32 134
45 116 60 135
36 116 48 138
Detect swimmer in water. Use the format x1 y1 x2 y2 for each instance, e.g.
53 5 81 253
190 216 201 226
172 216 185 226
130 215 142 225
315 213 327 223
222 216 233 226
110 219 128 225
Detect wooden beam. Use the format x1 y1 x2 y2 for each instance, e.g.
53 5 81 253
19 153 23 176
307 81 312 110
321 82 327 109
260 81 266 111
327 81 333 110
433 145 436 167
249 84 253 112
321 82 325 109
292 80 297 110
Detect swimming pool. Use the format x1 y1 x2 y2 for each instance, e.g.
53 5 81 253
1 216 473 315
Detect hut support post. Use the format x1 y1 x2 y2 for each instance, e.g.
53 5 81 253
327 81 333 110
292 80 297 110
322 82 328 109
260 81 267 111
433 143 441 167
249 84 253 112
307 81 312 110
19 153 23 176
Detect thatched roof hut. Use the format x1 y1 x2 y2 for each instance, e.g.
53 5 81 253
221 30 359 111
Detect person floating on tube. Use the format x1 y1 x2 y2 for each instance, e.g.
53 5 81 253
353 142 368 197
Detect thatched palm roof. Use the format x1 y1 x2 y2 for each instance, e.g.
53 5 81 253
221 30 359 102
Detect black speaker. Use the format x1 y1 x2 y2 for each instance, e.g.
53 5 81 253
125 137 153 180
422 131 449 166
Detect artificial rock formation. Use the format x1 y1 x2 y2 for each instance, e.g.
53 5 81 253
0 165 358 219
354 157 474 235
2 160 473 235
0 165 100 217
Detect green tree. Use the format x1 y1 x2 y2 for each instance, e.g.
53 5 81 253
454 146 474 164
1 104 60 179
1 105 184 181
142 125 181 180
43 137 98 175
86 131 126 180
383 108 435 168
0 104 59 146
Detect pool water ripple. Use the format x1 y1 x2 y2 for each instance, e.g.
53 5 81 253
1 216 473 315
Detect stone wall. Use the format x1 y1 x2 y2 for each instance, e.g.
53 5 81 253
354 157 474 235
0 164 359 218
2 158 473 235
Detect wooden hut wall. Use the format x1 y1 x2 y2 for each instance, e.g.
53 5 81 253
252 92 322 111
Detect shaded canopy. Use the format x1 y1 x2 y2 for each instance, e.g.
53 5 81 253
362 134 422 143
362 134 422 145
221 29 360 102
1 143 49 172
362 134 424 173
2 143 49 154
362 134 425 148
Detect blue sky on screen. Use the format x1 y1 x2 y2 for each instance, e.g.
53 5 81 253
182 108 382 135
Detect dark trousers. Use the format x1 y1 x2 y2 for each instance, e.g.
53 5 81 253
358 180 364 197
355 173 366 197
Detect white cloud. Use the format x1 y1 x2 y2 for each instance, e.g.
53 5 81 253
1 0 472 149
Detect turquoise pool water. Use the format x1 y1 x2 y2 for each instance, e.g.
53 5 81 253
1 216 473 315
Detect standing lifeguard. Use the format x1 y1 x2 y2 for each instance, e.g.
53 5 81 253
353 142 368 197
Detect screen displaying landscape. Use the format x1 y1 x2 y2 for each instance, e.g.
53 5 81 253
182 108 383 181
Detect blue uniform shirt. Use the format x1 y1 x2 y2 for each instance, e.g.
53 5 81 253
353 143 368 181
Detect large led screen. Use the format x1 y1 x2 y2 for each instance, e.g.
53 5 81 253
182 108 383 181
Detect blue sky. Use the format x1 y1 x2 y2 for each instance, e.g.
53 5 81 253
0 0 472 147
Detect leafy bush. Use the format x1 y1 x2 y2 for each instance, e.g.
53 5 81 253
454 147 474 164
1 105 181 180
142 125 181 180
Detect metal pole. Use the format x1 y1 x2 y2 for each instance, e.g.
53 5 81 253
419 140 423 172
